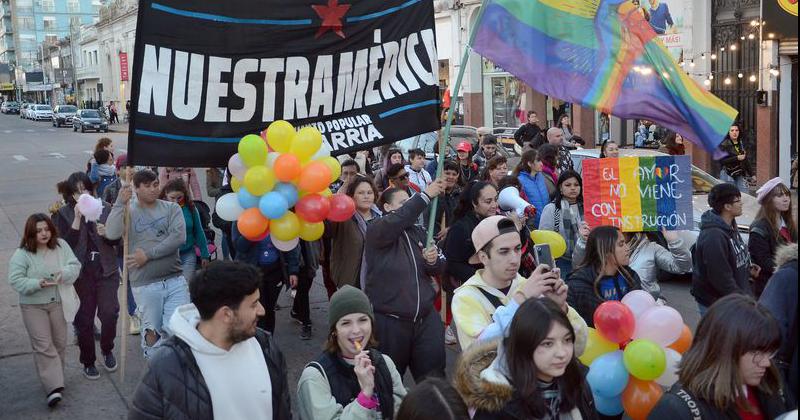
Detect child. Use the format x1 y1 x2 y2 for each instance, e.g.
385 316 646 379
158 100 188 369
92 149 117 197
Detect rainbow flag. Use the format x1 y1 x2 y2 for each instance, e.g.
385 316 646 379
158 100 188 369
472 0 738 154
582 156 693 231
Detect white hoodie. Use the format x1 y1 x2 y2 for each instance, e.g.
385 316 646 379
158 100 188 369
170 304 273 420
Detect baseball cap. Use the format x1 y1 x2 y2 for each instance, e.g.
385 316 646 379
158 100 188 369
469 215 520 264
457 141 472 152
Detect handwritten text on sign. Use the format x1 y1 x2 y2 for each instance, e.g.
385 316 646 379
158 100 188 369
583 156 693 231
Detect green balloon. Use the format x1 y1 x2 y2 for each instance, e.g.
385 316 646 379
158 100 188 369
623 339 666 381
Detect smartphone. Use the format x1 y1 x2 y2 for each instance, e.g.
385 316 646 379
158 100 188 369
533 244 554 270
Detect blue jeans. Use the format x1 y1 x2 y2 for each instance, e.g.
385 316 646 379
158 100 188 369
179 249 198 283
720 169 749 193
130 276 189 359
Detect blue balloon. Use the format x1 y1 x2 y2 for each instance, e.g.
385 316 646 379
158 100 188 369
273 183 299 207
237 187 260 209
587 350 629 398
593 392 624 416
259 192 289 220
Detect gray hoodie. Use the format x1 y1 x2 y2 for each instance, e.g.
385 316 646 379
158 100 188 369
105 196 185 287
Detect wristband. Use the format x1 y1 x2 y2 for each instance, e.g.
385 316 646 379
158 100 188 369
356 391 379 410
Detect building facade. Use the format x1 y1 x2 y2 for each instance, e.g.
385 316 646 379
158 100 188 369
94 0 134 115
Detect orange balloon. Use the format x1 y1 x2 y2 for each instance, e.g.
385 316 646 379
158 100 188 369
622 377 663 420
273 154 301 182
668 324 693 354
298 162 332 193
237 208 269 240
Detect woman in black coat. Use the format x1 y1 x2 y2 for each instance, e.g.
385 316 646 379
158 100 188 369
444 181 498 286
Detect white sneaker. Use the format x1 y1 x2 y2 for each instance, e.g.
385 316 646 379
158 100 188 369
129 315 141 335
444 325 457 345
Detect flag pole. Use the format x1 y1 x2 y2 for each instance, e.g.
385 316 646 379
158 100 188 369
426 0 488 247
119 168 130 382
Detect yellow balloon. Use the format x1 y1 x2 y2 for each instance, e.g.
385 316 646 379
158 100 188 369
243 166 276 196
530 230 568 259
579 328 619 366
238 134 267 168
270 211 300 241
299 220 324 241
266 120 295 153
230 177 242 193
320 188 332 197
290 126 323 161
319 156 341 183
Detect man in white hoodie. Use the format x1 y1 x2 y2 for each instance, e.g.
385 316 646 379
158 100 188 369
129 261 291 420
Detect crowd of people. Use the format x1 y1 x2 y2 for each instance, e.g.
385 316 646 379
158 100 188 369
5 127 798 420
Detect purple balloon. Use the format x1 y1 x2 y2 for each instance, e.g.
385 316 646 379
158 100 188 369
621 290 656 319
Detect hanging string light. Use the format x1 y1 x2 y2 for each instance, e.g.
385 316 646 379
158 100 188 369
749 74 757 82
737 73 744 78
703 79 711 87
724 77 732 85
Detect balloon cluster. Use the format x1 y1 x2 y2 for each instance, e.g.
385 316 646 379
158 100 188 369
214 121 356 251
580 291 693 420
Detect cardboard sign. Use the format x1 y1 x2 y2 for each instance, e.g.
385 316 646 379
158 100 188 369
583 156 693 231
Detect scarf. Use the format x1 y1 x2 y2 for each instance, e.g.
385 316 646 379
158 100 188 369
542 164 558 185
539 380 563 420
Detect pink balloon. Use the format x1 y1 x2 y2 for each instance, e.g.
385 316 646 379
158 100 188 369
621 290 656 319
228 153 247 179
633 306 684 346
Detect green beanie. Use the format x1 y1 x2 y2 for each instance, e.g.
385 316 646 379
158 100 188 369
328 285 374 331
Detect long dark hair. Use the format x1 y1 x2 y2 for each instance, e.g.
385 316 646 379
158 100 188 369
20 213 59 253
575 225 637 296
599 140 617 158
512 149 539 178
454 180 495 220
551 170 583 210
679 294 782 412
159 178 195 211
538 143 558 168
396 377 469 420
505 298 584 418
57 172 95 205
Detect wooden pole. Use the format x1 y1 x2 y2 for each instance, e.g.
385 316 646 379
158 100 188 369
119 168 130 382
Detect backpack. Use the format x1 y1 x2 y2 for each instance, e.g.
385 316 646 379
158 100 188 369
96 175 117 196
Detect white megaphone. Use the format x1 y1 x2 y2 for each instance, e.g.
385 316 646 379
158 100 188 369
498 186 533 217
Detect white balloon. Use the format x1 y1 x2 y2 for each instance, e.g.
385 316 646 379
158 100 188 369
215 192 244 221
271 236 299 252
266 152 281 167
655 348 682 387
309 141 332 161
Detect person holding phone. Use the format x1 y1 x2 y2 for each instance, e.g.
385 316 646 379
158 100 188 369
7 213 81 407
451 215 587 353
566 226 643 325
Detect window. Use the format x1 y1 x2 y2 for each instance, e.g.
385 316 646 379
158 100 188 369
69 16 81 28
42 16 55 31
92 51 97 65
17 16 35 30
67 0 80 13
39 0 55 12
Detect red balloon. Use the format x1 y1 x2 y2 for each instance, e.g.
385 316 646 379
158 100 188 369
328 194 356 222
251 228 270 242
295 194 331 223
594 301 636 345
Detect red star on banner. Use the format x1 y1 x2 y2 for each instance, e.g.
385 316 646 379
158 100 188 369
312 0 350 39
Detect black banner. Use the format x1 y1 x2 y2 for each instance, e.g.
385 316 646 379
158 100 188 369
129 0 441 167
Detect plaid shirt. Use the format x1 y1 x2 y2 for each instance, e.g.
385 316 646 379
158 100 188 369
557 145 575 173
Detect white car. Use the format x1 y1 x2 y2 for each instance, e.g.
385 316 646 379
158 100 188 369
30 104 53 121
568 148 758 248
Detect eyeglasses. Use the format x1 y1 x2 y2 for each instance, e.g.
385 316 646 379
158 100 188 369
751 350 779 364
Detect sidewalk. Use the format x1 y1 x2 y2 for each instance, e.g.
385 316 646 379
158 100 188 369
108 122 128 134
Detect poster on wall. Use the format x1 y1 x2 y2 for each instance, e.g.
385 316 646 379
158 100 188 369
630 0 693 62
583 156 693 232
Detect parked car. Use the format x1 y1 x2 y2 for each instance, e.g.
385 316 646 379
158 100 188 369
568 147 758 248
492 126 521 156
19 103 30 119
52 105 78 127
72 109 109 133
30 104 53 121
1 101 19 114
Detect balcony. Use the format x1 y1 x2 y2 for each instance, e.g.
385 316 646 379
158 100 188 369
75 65 98 81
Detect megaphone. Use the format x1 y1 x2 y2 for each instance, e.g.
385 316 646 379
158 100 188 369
498 186 534 218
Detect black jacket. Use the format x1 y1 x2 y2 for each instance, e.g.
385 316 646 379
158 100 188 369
424 187 461 240
53 202 120 279
566 265 642 327
748 218 795 298
365 194 443 321
128 329 291 420
691 210 752 307
649 383 793 420
514 123 542 147
718 137 753 177
444 212 483 285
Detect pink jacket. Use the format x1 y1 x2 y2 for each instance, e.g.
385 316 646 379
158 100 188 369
158 167 203 201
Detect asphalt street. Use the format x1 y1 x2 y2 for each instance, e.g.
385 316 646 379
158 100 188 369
0 113 699 419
